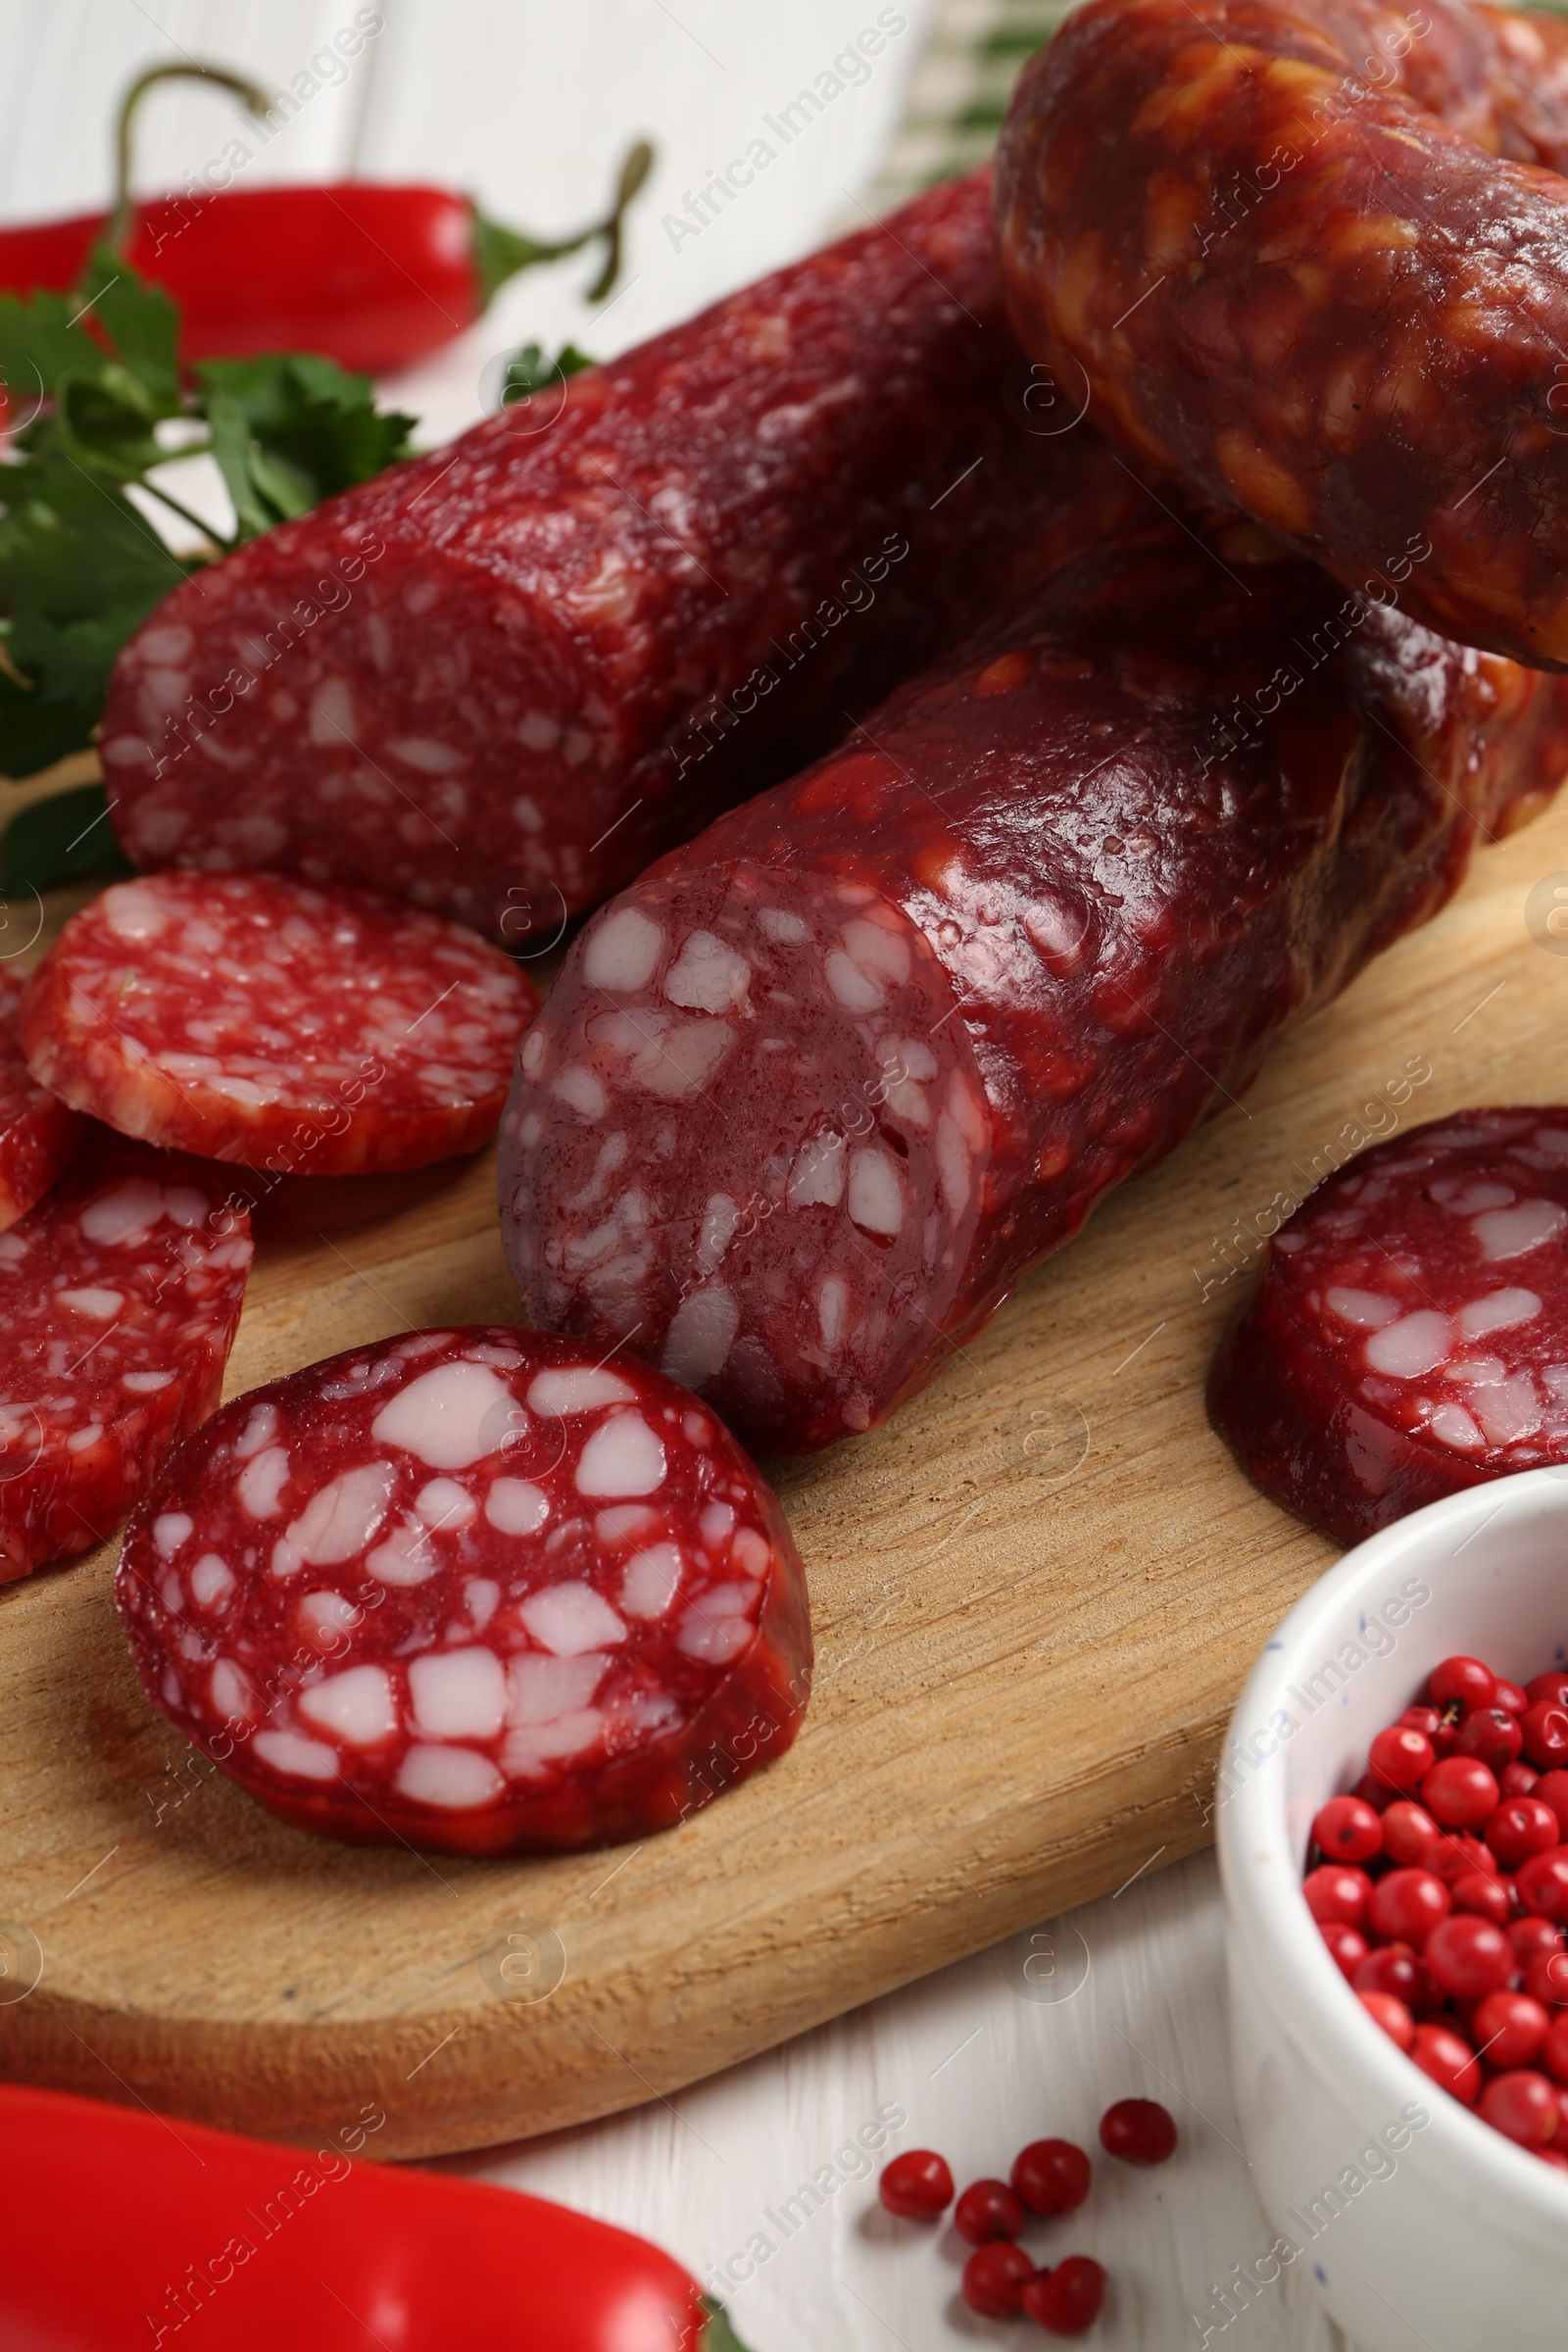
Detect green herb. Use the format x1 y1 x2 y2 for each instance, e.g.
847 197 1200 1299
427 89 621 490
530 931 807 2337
500 340 595 406
0 244 417 786
698 2297 756 2352
0 780 132 894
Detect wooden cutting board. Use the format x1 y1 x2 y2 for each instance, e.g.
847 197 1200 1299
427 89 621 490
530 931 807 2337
2 801 1564 2159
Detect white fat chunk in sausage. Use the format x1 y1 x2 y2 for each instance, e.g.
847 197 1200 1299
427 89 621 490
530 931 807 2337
466 1577 501 1629
567 1132 628 1211
848 1146 905 1238
935 1111 971 1224
309 676 357 746
123 1370 176 1394
1429 1401 1486 1450
388 736 466 774
59 1287 123 1320
408 1646 508 1740
583 905 664 993
79 1179 164 1246
1327 1288 1401 1329
300 1590 361 1646
574 1409 666 1496
817 1275 848 1353
1468 1375 1543 1446
824 949 885 1012
415 1476 476 1530
286 1461 396 1565
366 1514 438 1587
676 1609 753 1664
153 1511 193 1558
1364 1310 1452 1378
662 1286 740 1386
596 1503 656 1544
254 1727 340 1782
528 1367 635 1416
1432 1178 1516 1211
395 1744 504 1808
162 1186 215 1232
664 930 752 1012
371 1361 522 1469
210 1657 255 1722
696 1193 739 1274
564 1217 621 1272
99 883 169 944
67 1423 104 1455
634 1015 733 1099
519 1026 548 1080
507 1649 606 1725
484 1477 550 1536
1473 1200 1568 1260
298 1664 399 1747
237 1445 291 1520
233 1401 279 1460
789 1132 846 1209
757 906 808 943
732 1528 770 1578
139 623 193 664
502 1711 605 1778
841 917 910 985
519 1580 627 1655
552 1062 607 1119
620 1541 684 1619
188 1553 234 1609
1458 1288 1543 1337
700 1500 734 1547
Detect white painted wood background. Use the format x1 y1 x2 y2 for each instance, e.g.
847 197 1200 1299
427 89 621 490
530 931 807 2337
0 5 1349 2344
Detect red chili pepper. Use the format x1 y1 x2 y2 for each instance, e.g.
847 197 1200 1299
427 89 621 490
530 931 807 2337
0 63 651 376
0 2083 751 2350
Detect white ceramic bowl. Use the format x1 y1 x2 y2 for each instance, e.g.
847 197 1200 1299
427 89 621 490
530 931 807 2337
1216 1469 1568 2351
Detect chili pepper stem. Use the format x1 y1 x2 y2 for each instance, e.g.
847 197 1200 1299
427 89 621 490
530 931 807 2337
108 62 271 256
471 136 654 309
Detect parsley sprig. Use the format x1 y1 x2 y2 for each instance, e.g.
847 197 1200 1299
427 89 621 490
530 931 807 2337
0 246 417 788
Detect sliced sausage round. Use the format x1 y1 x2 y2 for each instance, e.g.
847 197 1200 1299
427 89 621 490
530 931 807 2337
115 1327 812 1855
1210 1108 1568 1544
0 971 79 1230
20 872 536 1174
1 1125 253 1578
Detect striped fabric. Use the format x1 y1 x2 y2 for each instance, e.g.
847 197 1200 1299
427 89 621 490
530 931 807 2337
868 0 1074 205
871 0 1568 210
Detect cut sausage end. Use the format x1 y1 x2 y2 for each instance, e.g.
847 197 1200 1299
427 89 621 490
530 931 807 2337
1210 1108 1568 1545
501 860 988 1451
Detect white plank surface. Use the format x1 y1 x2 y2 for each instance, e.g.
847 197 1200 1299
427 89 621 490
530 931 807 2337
0 0 936 446
0 9 1347 2346
445 1853 1348 2351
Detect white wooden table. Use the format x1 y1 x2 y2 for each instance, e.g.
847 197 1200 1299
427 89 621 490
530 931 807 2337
0 7 1348 2343
446 1850 1348 2352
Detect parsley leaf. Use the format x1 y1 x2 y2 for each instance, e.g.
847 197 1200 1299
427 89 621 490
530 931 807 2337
197 353 416 539
0 251 416 796
501 340 594 405
0 778 132 893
